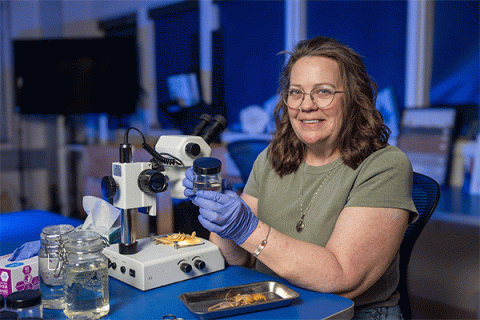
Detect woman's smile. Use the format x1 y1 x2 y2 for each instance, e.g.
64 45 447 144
288 56 343 154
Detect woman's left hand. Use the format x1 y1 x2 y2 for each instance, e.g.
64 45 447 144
192 190 259 245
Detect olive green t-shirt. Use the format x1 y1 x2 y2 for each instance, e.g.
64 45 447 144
243 145 418 310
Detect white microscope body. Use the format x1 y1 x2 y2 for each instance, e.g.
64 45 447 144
111 161 157 213
154 135 211 199
101 114 227 290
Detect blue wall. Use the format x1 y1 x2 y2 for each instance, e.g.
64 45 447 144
155 0 478 132
217 1 285 129
217 1 407 130
430 0 479 105
307 1 407 109
152 5 207 134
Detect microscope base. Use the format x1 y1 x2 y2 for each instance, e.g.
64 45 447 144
103 237 225 291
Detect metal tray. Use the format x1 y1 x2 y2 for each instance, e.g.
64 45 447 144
179 281 299 319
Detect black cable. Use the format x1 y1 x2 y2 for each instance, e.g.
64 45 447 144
157 152 183 166
124 127 144 144
124 127 183 166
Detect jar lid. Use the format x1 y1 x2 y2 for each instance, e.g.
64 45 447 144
193 157 222 175
0 310 18 319
64 230 104 253
41 224 75 246
6 290 41 309
0 294 4 308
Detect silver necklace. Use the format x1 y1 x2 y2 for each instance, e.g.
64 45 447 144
297 160 336 233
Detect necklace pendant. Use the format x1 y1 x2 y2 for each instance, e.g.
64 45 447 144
296 220 305 233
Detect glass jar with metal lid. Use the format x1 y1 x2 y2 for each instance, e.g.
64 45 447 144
59 230 109 320
39 224 75 310
193 157 222 194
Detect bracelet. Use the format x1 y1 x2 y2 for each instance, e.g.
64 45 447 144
253 226 271 258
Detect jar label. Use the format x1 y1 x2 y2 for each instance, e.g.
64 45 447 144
39 257 63 286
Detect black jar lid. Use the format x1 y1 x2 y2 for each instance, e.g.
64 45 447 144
193 157 221 175
0 310 19 319
6 290 41 309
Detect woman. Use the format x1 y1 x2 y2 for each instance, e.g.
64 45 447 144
183 36 417 318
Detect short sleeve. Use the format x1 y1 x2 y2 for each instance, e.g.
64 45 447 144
345 147 418 223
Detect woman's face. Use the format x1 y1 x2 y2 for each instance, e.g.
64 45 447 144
287 56 344 157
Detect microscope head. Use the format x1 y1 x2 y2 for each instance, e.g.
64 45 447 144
154 114 227 199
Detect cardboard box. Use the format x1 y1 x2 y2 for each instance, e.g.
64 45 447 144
0 254 39 296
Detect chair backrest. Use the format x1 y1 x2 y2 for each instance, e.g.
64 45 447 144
397 171 441 319
226 139 270 185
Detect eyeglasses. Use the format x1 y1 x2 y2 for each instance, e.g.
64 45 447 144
283 86 344 109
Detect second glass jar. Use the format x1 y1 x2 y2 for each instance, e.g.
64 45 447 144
192 157 222 193
60 230 109 320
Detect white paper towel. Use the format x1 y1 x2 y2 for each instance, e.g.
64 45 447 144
82 196 121 232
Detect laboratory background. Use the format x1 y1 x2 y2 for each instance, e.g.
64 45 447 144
0 0 479 319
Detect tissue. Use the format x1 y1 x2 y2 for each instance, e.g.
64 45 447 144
81 196 121 244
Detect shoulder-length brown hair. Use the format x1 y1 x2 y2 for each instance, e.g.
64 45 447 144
267 36 390 177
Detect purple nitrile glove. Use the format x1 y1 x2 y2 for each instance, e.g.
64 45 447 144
8 240 41 261
192 190 259 245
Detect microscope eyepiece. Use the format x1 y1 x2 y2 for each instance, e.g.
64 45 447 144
191 114 213 136
201 115 228 144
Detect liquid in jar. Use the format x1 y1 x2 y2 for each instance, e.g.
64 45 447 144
39 224 75 309
60 230 109 320
63 260 109 320
192 157 222 194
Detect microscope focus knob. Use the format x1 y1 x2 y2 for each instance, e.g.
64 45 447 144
194 259 206 270
185 143 201 157
138 169 168 193
101 176 117 199
179 262 192 273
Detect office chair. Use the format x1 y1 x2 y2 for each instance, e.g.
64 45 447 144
226 139 270 186
397 172 441 319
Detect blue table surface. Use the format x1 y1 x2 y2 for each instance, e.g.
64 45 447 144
1 210 354 319
0 210 84 255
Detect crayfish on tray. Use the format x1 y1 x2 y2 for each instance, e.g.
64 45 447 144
207 291 267 311
151 232 201 246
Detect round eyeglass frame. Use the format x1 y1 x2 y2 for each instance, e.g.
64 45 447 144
283 89 344 109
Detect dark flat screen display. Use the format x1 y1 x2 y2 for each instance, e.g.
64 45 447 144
14 37 139 115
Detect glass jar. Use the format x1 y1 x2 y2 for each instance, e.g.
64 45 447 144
39 224 75 309
192 157 222 193
60 231 109 320
5 289 42 318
